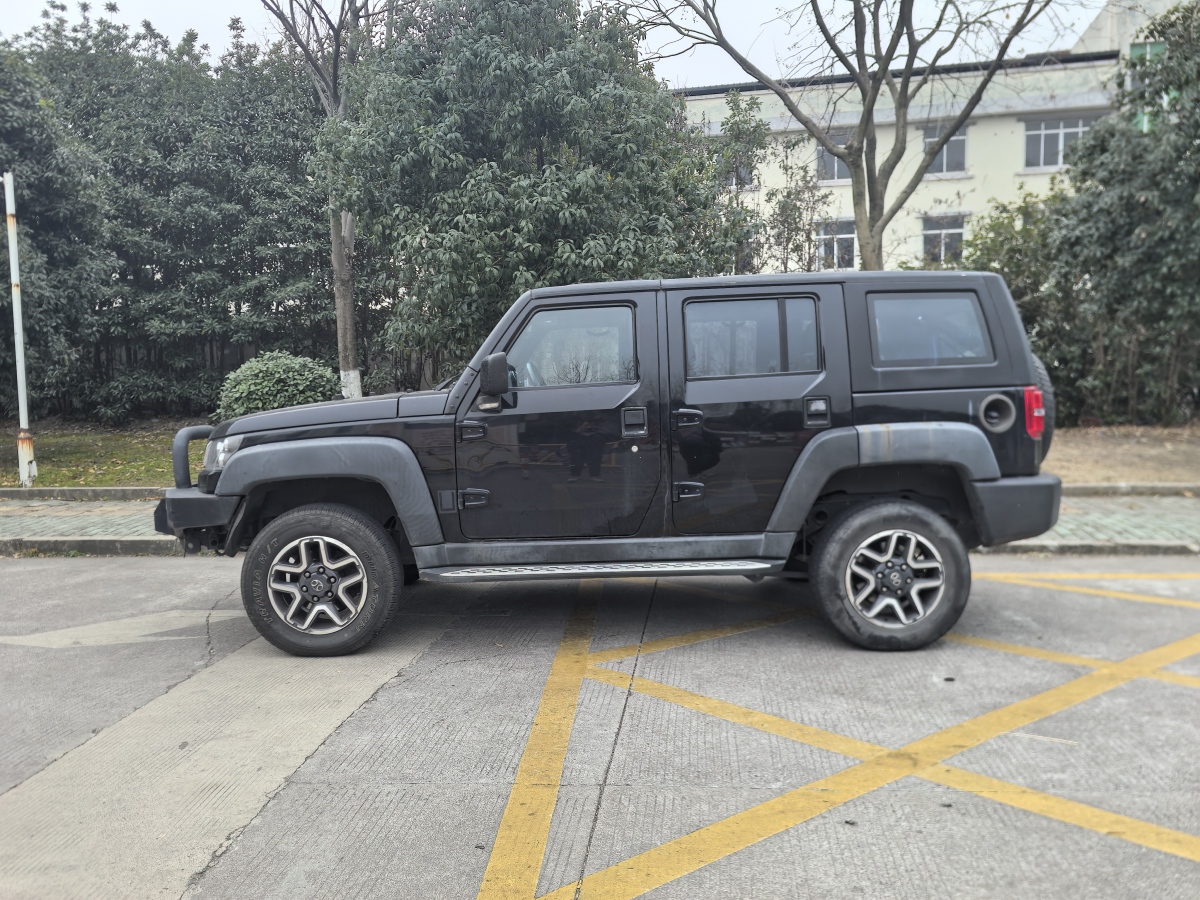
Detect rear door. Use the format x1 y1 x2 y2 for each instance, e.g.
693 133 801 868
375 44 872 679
455 291 662 539
665 283 850 534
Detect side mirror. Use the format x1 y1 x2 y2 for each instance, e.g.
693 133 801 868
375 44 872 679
479 351 510 397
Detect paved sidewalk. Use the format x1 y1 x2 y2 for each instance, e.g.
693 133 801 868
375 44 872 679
2 494 1199 555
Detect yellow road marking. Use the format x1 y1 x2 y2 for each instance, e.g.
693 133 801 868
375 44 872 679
583 666 1200 870
586 666 879 760
554 631 1200 898
1152 670 1200 689
977 575 1200 610
477 582 601 900
588 611 801 665
944 633 1105 669
923 765 1200 862
980 573 1200 581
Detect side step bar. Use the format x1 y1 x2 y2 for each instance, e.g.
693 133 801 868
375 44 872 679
421 559 785 583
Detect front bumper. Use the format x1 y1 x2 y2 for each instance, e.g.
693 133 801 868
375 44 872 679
154 488 241 551
969 474 1062 546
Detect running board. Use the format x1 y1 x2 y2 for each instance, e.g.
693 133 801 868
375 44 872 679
421 559 785 582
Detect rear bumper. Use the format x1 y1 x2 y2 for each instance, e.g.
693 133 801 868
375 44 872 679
154 488 241 538
969 474 1062 546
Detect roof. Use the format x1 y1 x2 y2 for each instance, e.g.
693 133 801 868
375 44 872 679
675 50 1120 99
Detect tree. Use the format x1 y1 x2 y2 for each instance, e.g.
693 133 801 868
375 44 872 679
0 50 109 418
259 0 385 399
1047 2 1200 423
321 0 746 383
634 0 1058 269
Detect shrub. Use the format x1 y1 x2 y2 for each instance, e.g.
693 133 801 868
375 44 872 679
215 351 340 422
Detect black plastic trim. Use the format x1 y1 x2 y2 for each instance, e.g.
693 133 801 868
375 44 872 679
968 474 1062 545
413 532 795 568
160 487 241 534
766 428 861 532
857 422 1001 480
214 437 444 546
172 426 213 489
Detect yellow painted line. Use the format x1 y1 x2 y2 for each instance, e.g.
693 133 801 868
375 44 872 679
586 666 880 760
555 631 1200 898
477 582 601 900
946 633 1200 692
979 573 1200 581
1152 669 1200 689
978 575 1200 611
944 633 1106 669
587 663 1200 867
924 765 1200 862
587 611 801 665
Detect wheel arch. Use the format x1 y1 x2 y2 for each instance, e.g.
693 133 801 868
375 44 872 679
216 437 443 555
767 423 999 548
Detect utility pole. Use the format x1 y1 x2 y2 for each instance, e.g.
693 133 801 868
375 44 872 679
4 172 36 488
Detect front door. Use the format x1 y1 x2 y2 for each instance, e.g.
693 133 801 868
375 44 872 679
455 292 661 540
665 284 850 534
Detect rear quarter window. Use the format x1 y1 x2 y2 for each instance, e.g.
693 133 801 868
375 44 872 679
867 293 993 367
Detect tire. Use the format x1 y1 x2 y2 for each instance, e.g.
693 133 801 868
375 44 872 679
811 500 971 651
241 503 402 657
1032 354 1056 457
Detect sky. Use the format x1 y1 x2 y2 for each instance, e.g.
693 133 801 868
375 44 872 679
0 0 1104 89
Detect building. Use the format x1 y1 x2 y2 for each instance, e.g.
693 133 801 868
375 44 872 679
680 0 1174 270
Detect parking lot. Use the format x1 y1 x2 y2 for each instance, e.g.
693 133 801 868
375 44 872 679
1 555 1199 899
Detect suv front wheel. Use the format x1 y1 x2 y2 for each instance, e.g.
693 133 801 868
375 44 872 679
811 500 970 651
241 503 402 656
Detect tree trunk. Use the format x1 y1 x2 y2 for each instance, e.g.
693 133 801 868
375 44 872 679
330 205 361 398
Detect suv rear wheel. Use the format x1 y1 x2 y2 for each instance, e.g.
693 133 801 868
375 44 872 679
241 503 402 656
811 500 970 651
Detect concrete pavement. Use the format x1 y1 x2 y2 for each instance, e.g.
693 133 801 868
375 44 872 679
1 556 1199 898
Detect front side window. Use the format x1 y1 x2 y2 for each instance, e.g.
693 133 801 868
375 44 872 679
923 215 965 265
507 305 635 387
1025 116 1099 168
924 127 966 174
868 293 992 367
685 297 820 378
817 220 856 270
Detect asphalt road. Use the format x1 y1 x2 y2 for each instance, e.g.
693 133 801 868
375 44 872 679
1 555 1199 899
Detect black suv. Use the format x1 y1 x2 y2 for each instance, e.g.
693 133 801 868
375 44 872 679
157 272 1059 656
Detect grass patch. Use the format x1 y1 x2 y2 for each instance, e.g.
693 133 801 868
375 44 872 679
0 418 207 487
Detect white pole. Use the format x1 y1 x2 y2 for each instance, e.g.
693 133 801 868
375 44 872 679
4 171 36 488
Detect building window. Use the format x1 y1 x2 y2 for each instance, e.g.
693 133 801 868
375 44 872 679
817 220 856 270
924 127 966 174
1024 117 1099 168
816 137 851 181
923 215 965 266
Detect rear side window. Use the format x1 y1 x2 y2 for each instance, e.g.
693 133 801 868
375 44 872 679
685 297 820 378
867 293 992 367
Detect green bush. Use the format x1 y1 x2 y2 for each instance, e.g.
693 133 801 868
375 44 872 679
215 352 340 422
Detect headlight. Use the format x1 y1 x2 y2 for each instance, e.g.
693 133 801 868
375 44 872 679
202 435 244 470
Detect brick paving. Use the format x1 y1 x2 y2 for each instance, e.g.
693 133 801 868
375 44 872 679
0 500 162 540
2 495 1199 553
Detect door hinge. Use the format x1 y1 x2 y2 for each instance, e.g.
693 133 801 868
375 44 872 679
458 489 490 509
458 421 488 442
672 482 705 501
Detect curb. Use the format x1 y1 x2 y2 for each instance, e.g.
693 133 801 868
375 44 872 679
1060 483 1200 497
977 539 1200 555
0 536 182 556
0 487 165 501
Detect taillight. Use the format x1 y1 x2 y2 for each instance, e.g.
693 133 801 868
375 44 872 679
1024 386 1045 440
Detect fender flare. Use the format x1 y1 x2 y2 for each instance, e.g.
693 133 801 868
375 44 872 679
216 437 444 546
766 422 1000 533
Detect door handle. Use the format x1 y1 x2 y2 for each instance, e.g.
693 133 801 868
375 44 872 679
621 406 648 437
458 421 488 442
672 482 705 501
671 409 704 430
458 489 490 509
